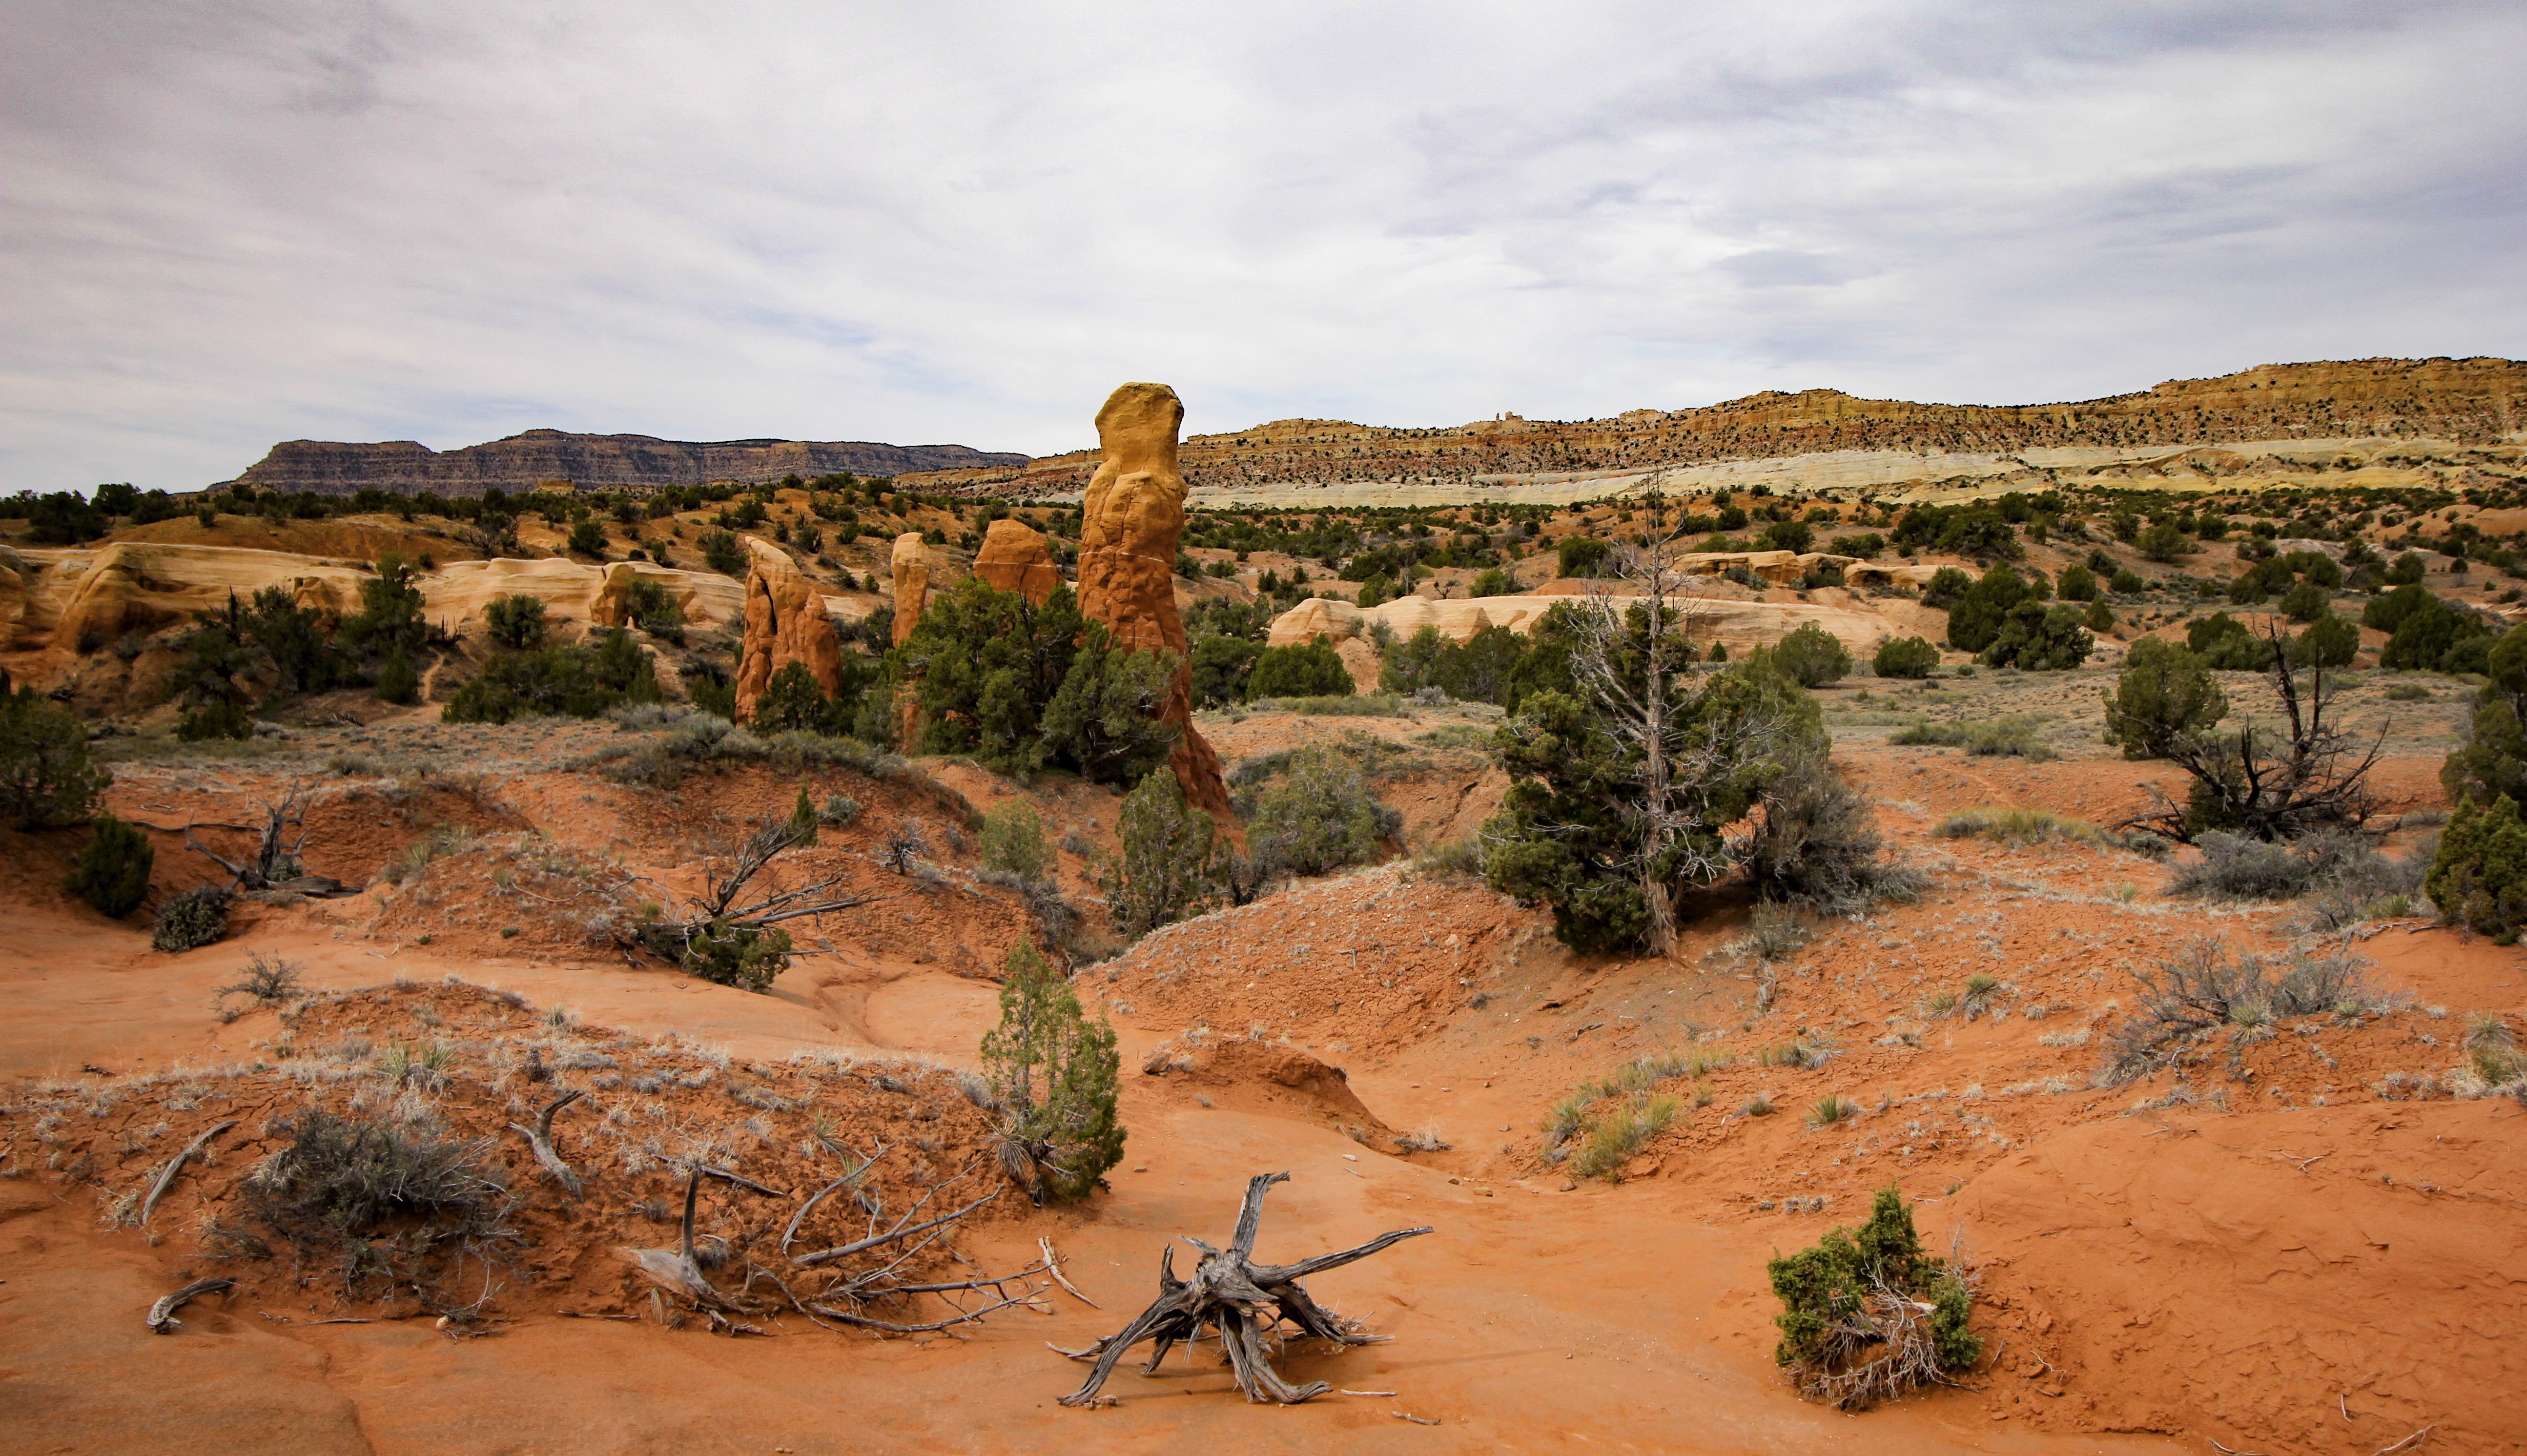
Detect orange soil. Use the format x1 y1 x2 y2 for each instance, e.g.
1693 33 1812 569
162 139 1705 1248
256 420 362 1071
3 718 2522 1455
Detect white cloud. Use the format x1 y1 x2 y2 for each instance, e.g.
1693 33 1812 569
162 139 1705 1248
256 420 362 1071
3 0 2522 491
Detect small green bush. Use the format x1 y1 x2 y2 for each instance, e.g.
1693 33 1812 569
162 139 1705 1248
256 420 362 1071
1871 636 1939 679
980 800 1051 882
441 631 662 724
178 700 256 741
2104 638 2227 760
0 689 111 829
1098 768 1219 938
682 921 794 992
701 530 746 576
1566 1093 1680 1181
1920 566 1972 610
2427 795 2527 943
1244 745 1399 879
374 645 419 705
1978 601 2092 670
1889 716 2053 759
1768 1187 1979 1408
67 812 154 917
2109 567 2146 594
152 883 231 952
483 593 550 650
1557 536 1610 577
566 520 607 557
1932 807 2098 844
981 942 1124 1202
1247 642 1354 700
2055 564 2098 601
1774 623 1852 687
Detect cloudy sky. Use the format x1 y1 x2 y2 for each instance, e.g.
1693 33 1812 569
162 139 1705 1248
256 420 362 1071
6 0 2524 491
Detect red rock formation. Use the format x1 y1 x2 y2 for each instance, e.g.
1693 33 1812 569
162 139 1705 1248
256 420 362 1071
889 533 933 648
733 537 846 722
972 519 1060 606
1077 382 1234 830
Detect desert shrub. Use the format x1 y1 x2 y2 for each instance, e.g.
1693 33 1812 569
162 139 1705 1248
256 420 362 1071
2387 682 2433 702
906 579 1097 775
1919 567 1972 610
1830 533 1884 559
178 700 256 741
152 883 231 952
1189 635 1263 708
1932 807 2098 844
1744 748 1922 914
2426 795 2527 943
1944 567 2033 654
1769 1187 1978 1409
1246 642 1353 700
215 950 305 1012
1806 1093 1861 1128
440 630 662 724
482 594 549 651
239 1107 513 1292
1558 536 1610 577
1566 1093 1680 1181
1038 630 1179 786
2055 564 2098 601
1378 624 1525 705
749 659 866 736
2379 590 2492 673
1411 834 1485 880
980 800 1050 882
66 812 154 917
566 519 606 557
2278 580 2330 623
373 645 419 706
1099 768 1220 938
980 942 1124 1202
1774 623 1852 687
1470 567 1512 597
2442 625 2527 811
2137 521 2197 563
0 688 111 829
626 577 686 643
1243 745 1399 879
682 922 794 992
2290 612 2359 668
1871 636 1939 679
1978 600 2092 670
2103 638 2227 760
2108 567 2146 594
700 530 746 575
1889 716 2053 759
2100 940 2386 1083
1247 692 1404 717
2168 829 2379 901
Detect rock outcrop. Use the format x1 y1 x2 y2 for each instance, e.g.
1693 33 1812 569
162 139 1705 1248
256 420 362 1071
1077 383 1234 828
1268 588 1946 661
889 534 936 647
972 519 1060 605
733 538 848 722
233 430 1028 497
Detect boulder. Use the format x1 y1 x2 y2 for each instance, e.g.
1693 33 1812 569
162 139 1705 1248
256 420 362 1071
1264 596 1362 647
732 537 848 723
1077 382 1234 829
973 518 1060 605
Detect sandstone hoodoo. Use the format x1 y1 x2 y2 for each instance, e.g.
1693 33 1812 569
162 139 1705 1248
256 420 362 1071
889 532 935 648
733 536 847 723
1076 382 1234 828
972 518 1060 606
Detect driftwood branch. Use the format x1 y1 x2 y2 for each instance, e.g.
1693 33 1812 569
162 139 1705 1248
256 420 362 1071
508 1091 586 1198
1040 1237 1099 1308
1058 1171 1431 1407
146 1277 235 1333
140 1119 237 1225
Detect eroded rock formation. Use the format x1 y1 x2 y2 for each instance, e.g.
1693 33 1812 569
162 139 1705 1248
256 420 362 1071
733 538 847 722
889 533 935 647
1078 383 1234 827
1267 588 1955 663
234 430 1027 497
972 519 1060 605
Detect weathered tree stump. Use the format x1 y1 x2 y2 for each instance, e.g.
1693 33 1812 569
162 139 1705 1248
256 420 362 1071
1057 1171 1430 1406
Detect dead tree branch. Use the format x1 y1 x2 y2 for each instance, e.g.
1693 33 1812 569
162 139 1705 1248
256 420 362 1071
140 1118 236 1225
508 1091 585 1199
146 1276 235 1334
1058 1171 1431 1407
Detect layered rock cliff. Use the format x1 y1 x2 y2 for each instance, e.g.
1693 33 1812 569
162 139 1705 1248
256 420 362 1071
233 430 1027 496
901 356 2526 495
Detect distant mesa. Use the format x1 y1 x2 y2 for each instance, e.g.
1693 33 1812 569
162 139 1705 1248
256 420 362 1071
231 428 1027 496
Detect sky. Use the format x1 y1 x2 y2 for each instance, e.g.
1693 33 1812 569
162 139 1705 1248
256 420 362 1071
5 0 2524 492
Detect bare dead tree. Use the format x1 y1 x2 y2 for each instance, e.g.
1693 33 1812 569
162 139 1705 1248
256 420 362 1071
184 780 347 893
1563 480 1808 954
634 811 889 966
1055 1172 1430 1406
2127 623 2387 843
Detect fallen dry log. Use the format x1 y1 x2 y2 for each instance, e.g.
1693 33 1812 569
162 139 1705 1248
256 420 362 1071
146 1277 235 1334
1057 1171 1431 1407
140 1118 237 1225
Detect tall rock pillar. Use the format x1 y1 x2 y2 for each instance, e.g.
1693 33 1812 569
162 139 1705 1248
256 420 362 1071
1076 382 1235 830
733 537 845 723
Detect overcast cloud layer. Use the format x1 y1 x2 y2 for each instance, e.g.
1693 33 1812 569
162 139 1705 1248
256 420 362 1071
6 0 2524 491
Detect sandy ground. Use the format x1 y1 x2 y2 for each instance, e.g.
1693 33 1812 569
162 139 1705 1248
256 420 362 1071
5 672 2523 1454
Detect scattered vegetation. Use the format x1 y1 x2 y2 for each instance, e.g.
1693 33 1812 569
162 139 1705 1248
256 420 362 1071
2100 940 2395 1085
151 883 231 952
1768 1187 1980 1409
1889 716 2054 759
1931 807 2098 845
66 812 154 918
